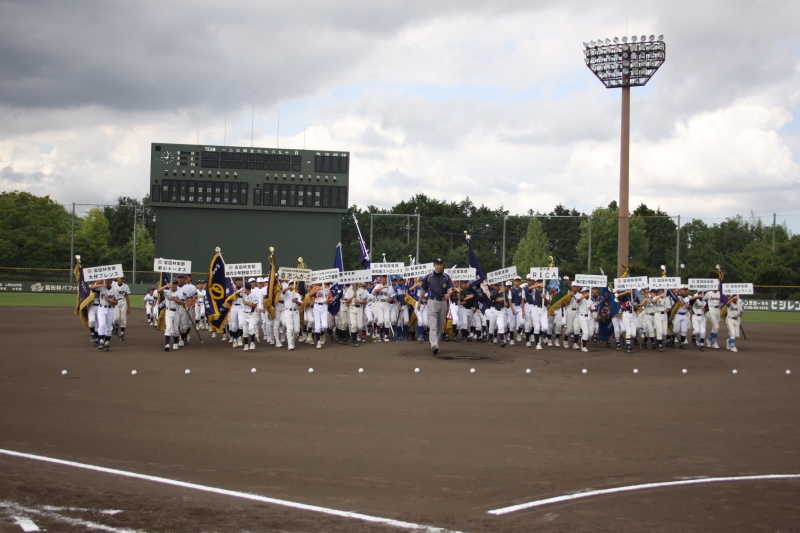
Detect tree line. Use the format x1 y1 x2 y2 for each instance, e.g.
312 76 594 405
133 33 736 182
1 190 797 298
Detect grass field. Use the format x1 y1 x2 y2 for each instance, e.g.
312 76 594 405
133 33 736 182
0 293 145 307
1 293 798 324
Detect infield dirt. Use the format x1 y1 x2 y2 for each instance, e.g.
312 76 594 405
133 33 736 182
1 307 798 532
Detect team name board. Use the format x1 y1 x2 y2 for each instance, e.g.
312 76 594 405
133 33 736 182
277 267 312 282
153 258 192 274
574 274 607 288
689 278 719 291
486 266 518 285
529 267 559 280
614 276 648 290
722 282 754 295
445 268 477 281
649 277 681 290
225 263 262 278
311 268 341 283
339 269 373 284
84 264 124 282
404 263 434 278
370 262 404 276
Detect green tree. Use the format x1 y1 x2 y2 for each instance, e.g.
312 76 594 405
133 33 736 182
539 204 584 267
632 203 677 272
0 191 72 268
679 219 721 279
576 201 649 276
512 217 551 276
76 207 110 265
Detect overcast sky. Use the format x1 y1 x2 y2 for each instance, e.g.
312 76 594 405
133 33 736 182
1 0 798 229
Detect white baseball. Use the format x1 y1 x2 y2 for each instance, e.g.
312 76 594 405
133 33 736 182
61 370 67 376
131 370 137 375
251 368 256 373
787 370 792 375
526 369 531 374
470 368 475 373
581 369 587 374
185 369 190 375
633 369 639 374
732 369 738 374
358 368 364 373
414 368 420 373
682 369 687 374
308 368 314 373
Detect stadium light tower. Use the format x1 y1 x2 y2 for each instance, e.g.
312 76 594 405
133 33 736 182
584 34 665 275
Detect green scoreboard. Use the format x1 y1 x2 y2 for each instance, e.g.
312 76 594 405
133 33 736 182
150 143 350 273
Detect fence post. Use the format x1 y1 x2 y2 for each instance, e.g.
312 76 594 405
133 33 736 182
587 215 592 272
69 202 75 282
132 206 137 285
675 215 681 273
416 214 420 262
501 215 507 268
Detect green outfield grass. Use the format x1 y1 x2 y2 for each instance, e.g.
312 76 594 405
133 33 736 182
741 310 800 325
0 293 145 307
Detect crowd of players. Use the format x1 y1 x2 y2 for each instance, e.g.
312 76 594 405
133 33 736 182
117 268 745 356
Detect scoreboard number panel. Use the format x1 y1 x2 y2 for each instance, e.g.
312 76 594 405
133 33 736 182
150 143 349 213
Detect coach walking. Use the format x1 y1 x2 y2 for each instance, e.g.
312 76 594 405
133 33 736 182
420 257 454 355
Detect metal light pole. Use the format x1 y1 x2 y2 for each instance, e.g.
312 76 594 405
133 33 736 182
584 34 665 275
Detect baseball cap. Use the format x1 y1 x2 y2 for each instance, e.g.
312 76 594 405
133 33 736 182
563 276 570 281
433 257 444 264
513 276 521 281
581 287 590 292
505 281 512 286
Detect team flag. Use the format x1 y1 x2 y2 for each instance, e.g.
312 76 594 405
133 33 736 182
328 242 344 315
547 277 572 316
73 259 95 330
264 251 279 319
595 286 617 341
466 235 490 311
353 214 371 269
205 250 234 332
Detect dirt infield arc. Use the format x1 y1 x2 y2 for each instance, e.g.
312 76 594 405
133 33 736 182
1 307 799 533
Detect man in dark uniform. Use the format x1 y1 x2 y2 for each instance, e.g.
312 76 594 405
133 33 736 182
419 257 454 355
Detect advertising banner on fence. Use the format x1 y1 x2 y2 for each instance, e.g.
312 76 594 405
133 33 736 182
614 276 648 290
722 283 754 295
224 263 262 278
573 274 608 288
277 267 312 282
742 299 800 312
339 269 373 284
370 262 404 276
83 264 124 282
486 266 518 284
649 277 682 290
311 268 341 284
689 278 719 291
528 267 559 280
404 263 434 278
446 268 477 281
153 258 192 274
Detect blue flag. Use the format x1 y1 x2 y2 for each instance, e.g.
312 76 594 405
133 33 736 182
353 214 371 269
466 236 490 311
328 243 344 315
206 252 234 332
595 286 617 342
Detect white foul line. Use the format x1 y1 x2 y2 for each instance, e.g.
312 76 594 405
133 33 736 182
487 474 800 515
11 515 40 532
2 502 143 533
0 449 461 533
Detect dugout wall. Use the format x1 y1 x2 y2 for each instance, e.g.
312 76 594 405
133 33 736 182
150 143 349 272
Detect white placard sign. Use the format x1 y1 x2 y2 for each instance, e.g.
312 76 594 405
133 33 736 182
404 263 434 278
445 268 477 281
83 264 124 282
528 267 560 280
153 258 192 274
722 282 754 295
225 262 262 278
277 267 312 282
370 262 404 276
649 277 682 290
573 274 608 288
339 269 373 284
311 268 341 283
614 276 648 290
689 278 719 291
486 266 518 285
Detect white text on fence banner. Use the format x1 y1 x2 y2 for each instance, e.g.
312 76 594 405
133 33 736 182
528 267 559 280
722 282 754 295
573 274 607 288
445 268 477 281
614 276 648 290
225 263 263 278
486 266 518 285
404 263 434 278
311 268 342 284
83 264 124 282
339 270 373 284
370 262 404 276
688 278 719 291
153 258 192 275
277 267 312 282
649 277 681 290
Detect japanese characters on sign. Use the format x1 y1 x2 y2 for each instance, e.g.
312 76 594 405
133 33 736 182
445 268 477 281
277 267 312 282
614 276 648 291
370 262 404 276
83 264 124 282
486 266 518 285
225 263 262 278
688 278 719 291
153 258 192 274
573 274 608 288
